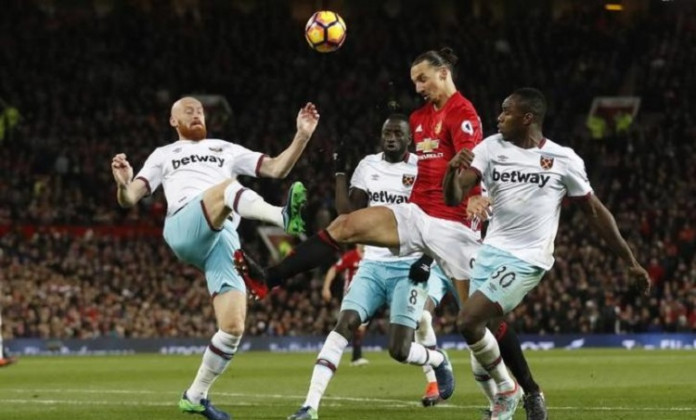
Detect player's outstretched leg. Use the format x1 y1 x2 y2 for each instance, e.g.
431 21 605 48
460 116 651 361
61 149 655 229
282 181 307 235
233 228 341 295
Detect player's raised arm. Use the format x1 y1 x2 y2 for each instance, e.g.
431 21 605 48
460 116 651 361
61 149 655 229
112 153 149 208
321 265 338 303
442 148 477 206
576 195 651 295
257 102 320 178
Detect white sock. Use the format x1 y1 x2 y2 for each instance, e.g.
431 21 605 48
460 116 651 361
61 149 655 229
405 342 444 367
186 330 242 402
468 329 515 393
471 351 498 409
304 331 348 410
223 180 284 227
416 311 437 382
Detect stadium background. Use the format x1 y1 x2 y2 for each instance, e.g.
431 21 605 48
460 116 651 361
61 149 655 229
0 0 694 346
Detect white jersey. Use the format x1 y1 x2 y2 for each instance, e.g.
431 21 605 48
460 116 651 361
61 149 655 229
471 134 593 270
350 152 420 261
135 139 264 216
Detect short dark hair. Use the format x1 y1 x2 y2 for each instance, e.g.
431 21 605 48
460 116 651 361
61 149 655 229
385 113 409 124
512 87 547 122
412 47 458 73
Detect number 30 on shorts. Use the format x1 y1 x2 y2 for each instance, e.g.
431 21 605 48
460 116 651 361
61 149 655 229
491 266 516 288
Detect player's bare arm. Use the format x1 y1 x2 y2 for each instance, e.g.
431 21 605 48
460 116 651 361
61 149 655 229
576 194 651 295
111 153 149 208
321 266 337 302
333 141 369 214
257 102 320 178
442 149 476 206
335 181 368 215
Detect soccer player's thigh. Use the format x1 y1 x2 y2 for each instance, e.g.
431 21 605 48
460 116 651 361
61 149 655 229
470 246 545 314
330 206 401 248
387 261 428 329
340 262 388 323
203 222 246 297
163 196 220 270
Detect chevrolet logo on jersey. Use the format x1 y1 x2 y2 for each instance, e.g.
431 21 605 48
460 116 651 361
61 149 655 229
416 138 440 153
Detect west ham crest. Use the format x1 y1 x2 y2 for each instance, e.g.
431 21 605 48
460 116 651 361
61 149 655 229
540 156 554 170
402 174 416 186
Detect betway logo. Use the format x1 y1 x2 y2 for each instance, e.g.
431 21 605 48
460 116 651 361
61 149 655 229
368 190 408 204
492 168 550 188
172 155 225 169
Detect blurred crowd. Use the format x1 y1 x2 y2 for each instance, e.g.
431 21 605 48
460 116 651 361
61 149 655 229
1 0 695 339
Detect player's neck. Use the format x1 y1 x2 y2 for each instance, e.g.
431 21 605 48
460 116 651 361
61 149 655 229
383 151 407 163
433 84 457 111
517 130 544 149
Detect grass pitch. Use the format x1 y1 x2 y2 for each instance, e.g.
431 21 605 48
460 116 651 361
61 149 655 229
0 349 694 419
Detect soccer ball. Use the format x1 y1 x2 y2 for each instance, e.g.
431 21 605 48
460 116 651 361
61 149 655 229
304 11 347 53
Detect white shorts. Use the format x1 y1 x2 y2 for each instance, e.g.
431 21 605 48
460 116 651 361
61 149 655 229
388 203 481 280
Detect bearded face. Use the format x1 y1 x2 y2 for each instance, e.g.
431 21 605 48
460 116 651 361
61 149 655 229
177 118 207 141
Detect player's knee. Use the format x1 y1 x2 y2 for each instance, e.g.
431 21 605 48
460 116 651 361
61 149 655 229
388 341 411 363
328 214 359 243
218 320 245 337
334 311 361 338
457 310 482 339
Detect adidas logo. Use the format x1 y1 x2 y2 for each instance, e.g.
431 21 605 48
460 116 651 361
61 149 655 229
415 124 423 133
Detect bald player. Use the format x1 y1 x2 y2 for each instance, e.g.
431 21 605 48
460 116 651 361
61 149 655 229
111 97 319 420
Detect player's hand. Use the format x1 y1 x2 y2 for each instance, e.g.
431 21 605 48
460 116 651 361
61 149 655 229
333 139 348 174
321 287 332 303
448 149 474 171
111 153 133 187
297 102 320 139
627 263 651 296
409 255 433 284
467 195 492 221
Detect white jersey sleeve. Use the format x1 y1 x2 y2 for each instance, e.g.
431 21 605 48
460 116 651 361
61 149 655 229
349 159 368 192
225 143 265 177
563 150 593 197
470 140 492 179
135 148 164 194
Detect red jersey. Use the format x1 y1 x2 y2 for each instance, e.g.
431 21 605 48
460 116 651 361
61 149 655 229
333 249 362 293
409 91 483 224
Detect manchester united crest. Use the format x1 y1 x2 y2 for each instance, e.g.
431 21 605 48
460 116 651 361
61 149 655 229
402 174 416 186
540 155 554 170
434 120 442 135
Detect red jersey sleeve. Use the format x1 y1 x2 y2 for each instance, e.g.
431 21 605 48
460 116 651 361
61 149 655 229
447 102 483 153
